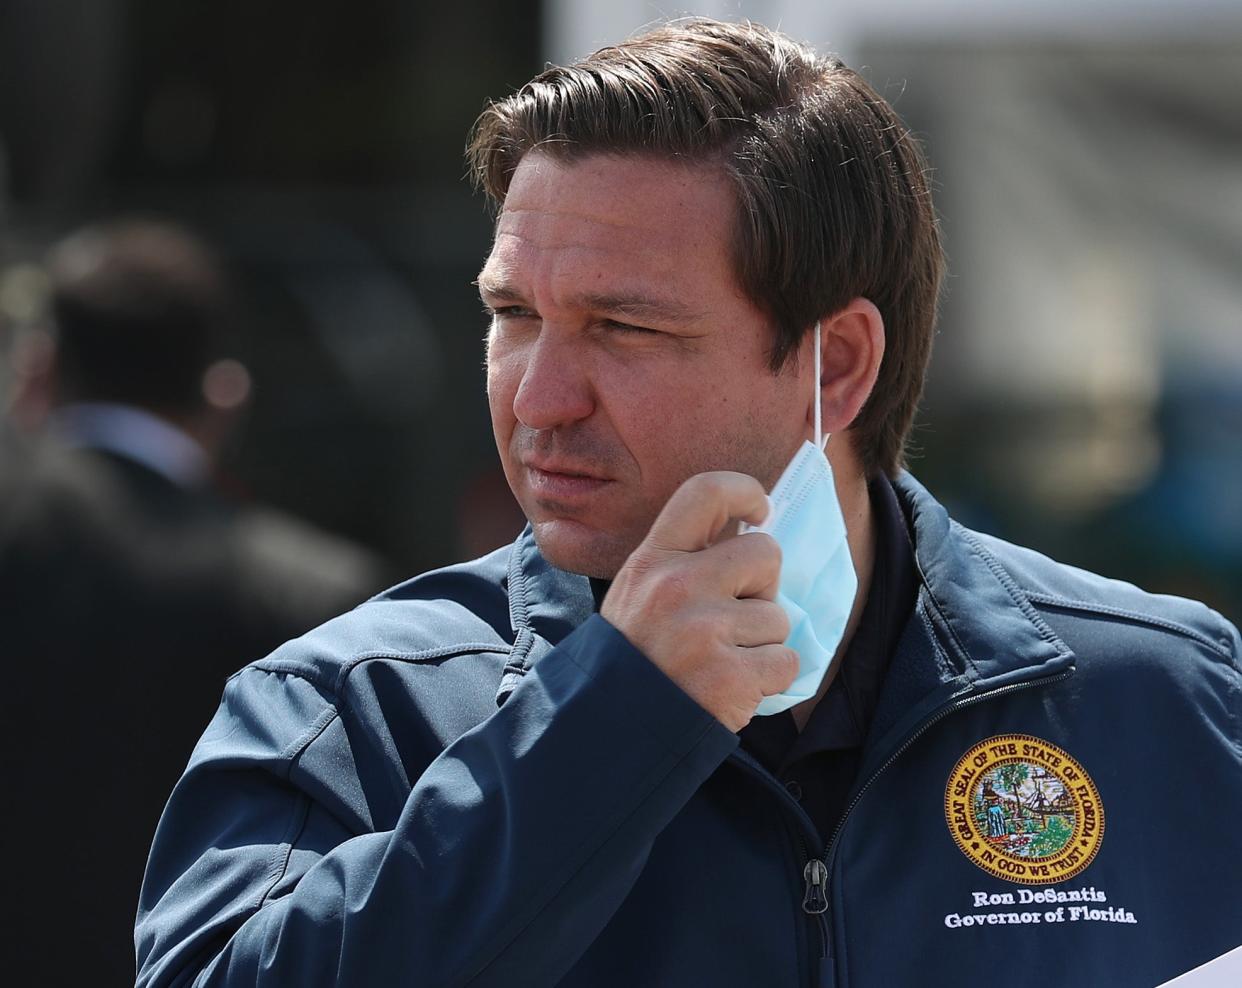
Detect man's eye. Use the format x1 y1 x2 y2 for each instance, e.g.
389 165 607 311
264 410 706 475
491 306 536 320
604 319 658 335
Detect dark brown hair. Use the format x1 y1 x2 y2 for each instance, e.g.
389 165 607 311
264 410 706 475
468 18 944 478
48 219 230 413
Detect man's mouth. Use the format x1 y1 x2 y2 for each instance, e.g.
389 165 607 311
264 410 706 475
523 458 612 500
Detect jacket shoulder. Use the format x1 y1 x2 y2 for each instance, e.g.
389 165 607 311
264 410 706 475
964 524 1240 668
248 543 516 695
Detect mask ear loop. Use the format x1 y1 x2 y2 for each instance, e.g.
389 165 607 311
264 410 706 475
814 320 829 451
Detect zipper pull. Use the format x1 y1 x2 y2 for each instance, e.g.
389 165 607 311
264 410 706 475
802 858 829 914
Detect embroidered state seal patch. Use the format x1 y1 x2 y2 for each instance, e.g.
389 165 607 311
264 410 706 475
945 734 1104 885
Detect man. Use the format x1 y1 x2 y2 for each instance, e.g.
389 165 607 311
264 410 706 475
135 21 1242 987
1 220 392 985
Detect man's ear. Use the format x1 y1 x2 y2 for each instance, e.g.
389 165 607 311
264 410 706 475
813 297 885 435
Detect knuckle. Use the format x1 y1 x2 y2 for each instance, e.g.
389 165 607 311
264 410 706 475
703 469 733 487
726 703 756 732
651 566 692 609
699 469 750 501
682 610 721 645
771 604 792 641
682 471 717 495
779 647 800 684
751 598 789 639
750 532 782 573
738 529 780 564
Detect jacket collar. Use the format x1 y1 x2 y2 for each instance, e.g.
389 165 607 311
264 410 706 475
496 474 1077 706
497 525 594 704
858 472 1077 778
894 471 1075 689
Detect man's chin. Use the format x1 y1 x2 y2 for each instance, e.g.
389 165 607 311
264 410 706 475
529 518 630 579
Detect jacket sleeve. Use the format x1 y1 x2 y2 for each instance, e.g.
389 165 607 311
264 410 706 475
135 615 740 986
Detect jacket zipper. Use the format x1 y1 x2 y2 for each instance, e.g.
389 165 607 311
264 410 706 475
797 833 830 954
801 856 829 914
803 669 1075 980
725 748 830 980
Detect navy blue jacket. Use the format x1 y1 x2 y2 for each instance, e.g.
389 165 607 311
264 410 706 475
136 473 1242 987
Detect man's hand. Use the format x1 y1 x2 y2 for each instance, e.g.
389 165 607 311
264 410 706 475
600 471 796 732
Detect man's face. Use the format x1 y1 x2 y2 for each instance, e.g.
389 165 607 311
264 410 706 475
480 151 811 578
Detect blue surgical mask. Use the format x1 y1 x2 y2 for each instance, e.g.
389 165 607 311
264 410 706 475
741 321 858 716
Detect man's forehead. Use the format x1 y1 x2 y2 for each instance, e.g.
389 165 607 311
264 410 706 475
478 151 740 301
498 151 733 237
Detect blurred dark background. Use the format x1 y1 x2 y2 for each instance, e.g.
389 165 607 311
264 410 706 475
1 0 540 577
2 7 545 976
2 0 1239 611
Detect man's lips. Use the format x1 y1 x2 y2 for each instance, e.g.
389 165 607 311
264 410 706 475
522 459 612 500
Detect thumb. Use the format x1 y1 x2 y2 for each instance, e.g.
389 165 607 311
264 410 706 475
644 471 770 556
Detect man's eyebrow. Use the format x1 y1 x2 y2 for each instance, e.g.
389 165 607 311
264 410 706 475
475 275 524 303
476 277 703 323
578 291 703 323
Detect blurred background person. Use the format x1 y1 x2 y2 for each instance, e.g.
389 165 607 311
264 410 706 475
0 219 394 984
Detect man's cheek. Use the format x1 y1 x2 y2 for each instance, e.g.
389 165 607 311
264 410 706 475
486 373 521 435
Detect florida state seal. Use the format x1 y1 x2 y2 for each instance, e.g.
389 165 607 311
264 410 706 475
945 734 1104 885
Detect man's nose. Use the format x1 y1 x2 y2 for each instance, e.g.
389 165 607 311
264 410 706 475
511 332 595 431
